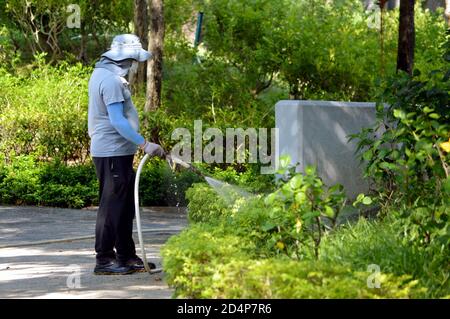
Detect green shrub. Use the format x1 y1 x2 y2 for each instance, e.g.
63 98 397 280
352 33 450 248
208 164 275 193
37 183 97 209
185 183 229 223
162 219 427 299
161 222 255 298
199 0 446 101
255 157 346 259
184 158 348 258
0 155 201 208
0 155 42 205
204 258 426 299
0 54 91 162
184 164 275 224
37 160 99 208
164 163 448 298
0 26 20 69
0 155 98 208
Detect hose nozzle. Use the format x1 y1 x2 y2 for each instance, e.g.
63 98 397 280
165 154 204 177
166 154 191 170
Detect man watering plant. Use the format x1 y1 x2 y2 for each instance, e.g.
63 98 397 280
88 34 164 275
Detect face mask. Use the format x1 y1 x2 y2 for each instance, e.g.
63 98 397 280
129 60 139 74
117 59 133 76
96 58 136 77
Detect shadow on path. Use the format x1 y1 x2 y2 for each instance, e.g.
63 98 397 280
0 206 187 299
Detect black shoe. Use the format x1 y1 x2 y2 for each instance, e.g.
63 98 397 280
125 256 156 272
94 261 134 275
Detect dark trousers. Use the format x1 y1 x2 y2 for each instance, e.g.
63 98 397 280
93 155 136 264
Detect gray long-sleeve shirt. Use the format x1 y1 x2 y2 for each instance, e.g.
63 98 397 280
88 63 140 157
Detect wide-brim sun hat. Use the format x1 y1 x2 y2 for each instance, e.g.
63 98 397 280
101 34 152 62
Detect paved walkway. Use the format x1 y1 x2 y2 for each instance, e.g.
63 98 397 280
0 206 187 298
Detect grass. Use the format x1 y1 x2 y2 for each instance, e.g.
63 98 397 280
319 218 450 298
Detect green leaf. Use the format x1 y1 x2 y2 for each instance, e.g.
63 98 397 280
356 193 365 202
362 196 373 205
289 175 303 189
323 205 335 218
261 222 277 232
393 109 406 120
428 113 440 119
305 165 316 176
422 106 434 114
302 211 320 220
265 192 276 205
328 183 344 194
279 155 291 169
295 192 307 204
363 149 373 161
443 177 450 195
281 183 294 197
379 162 397 171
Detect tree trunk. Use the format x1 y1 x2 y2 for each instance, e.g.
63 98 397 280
129 0 148 89
397 0 415 75
145 0 164 112
445 0 450 27
77 19 88 63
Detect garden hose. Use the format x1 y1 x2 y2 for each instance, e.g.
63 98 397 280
134 153 163 274
134 153 204 274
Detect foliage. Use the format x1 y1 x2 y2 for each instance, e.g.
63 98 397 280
0 54 92 163
0 155 42 205
200 0 286 97
352 34 450 248
260 156 347 259
0 0 448 299
4 0 133 62
36 161 99 208
0 155 98 208
185 163 275 223
196 0 446 101
182 158 348 259
206 164 275 193
160 44 278 132
0 26 21 69
161 219 428 298
185 183 229 223
320 218 450 298
204 259 425 299
163 152 449 297
161 222 255 298
0 154 201 208
163 188 448 297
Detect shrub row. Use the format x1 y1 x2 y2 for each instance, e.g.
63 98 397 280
162 215 434 298
0 155 97 208
0 155 202 208
163 171 449 298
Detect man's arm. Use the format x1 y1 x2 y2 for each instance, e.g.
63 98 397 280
107 102 145 147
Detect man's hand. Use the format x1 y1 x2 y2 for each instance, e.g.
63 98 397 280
140 141 165 158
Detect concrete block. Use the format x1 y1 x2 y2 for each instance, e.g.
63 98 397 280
275 100 377 198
